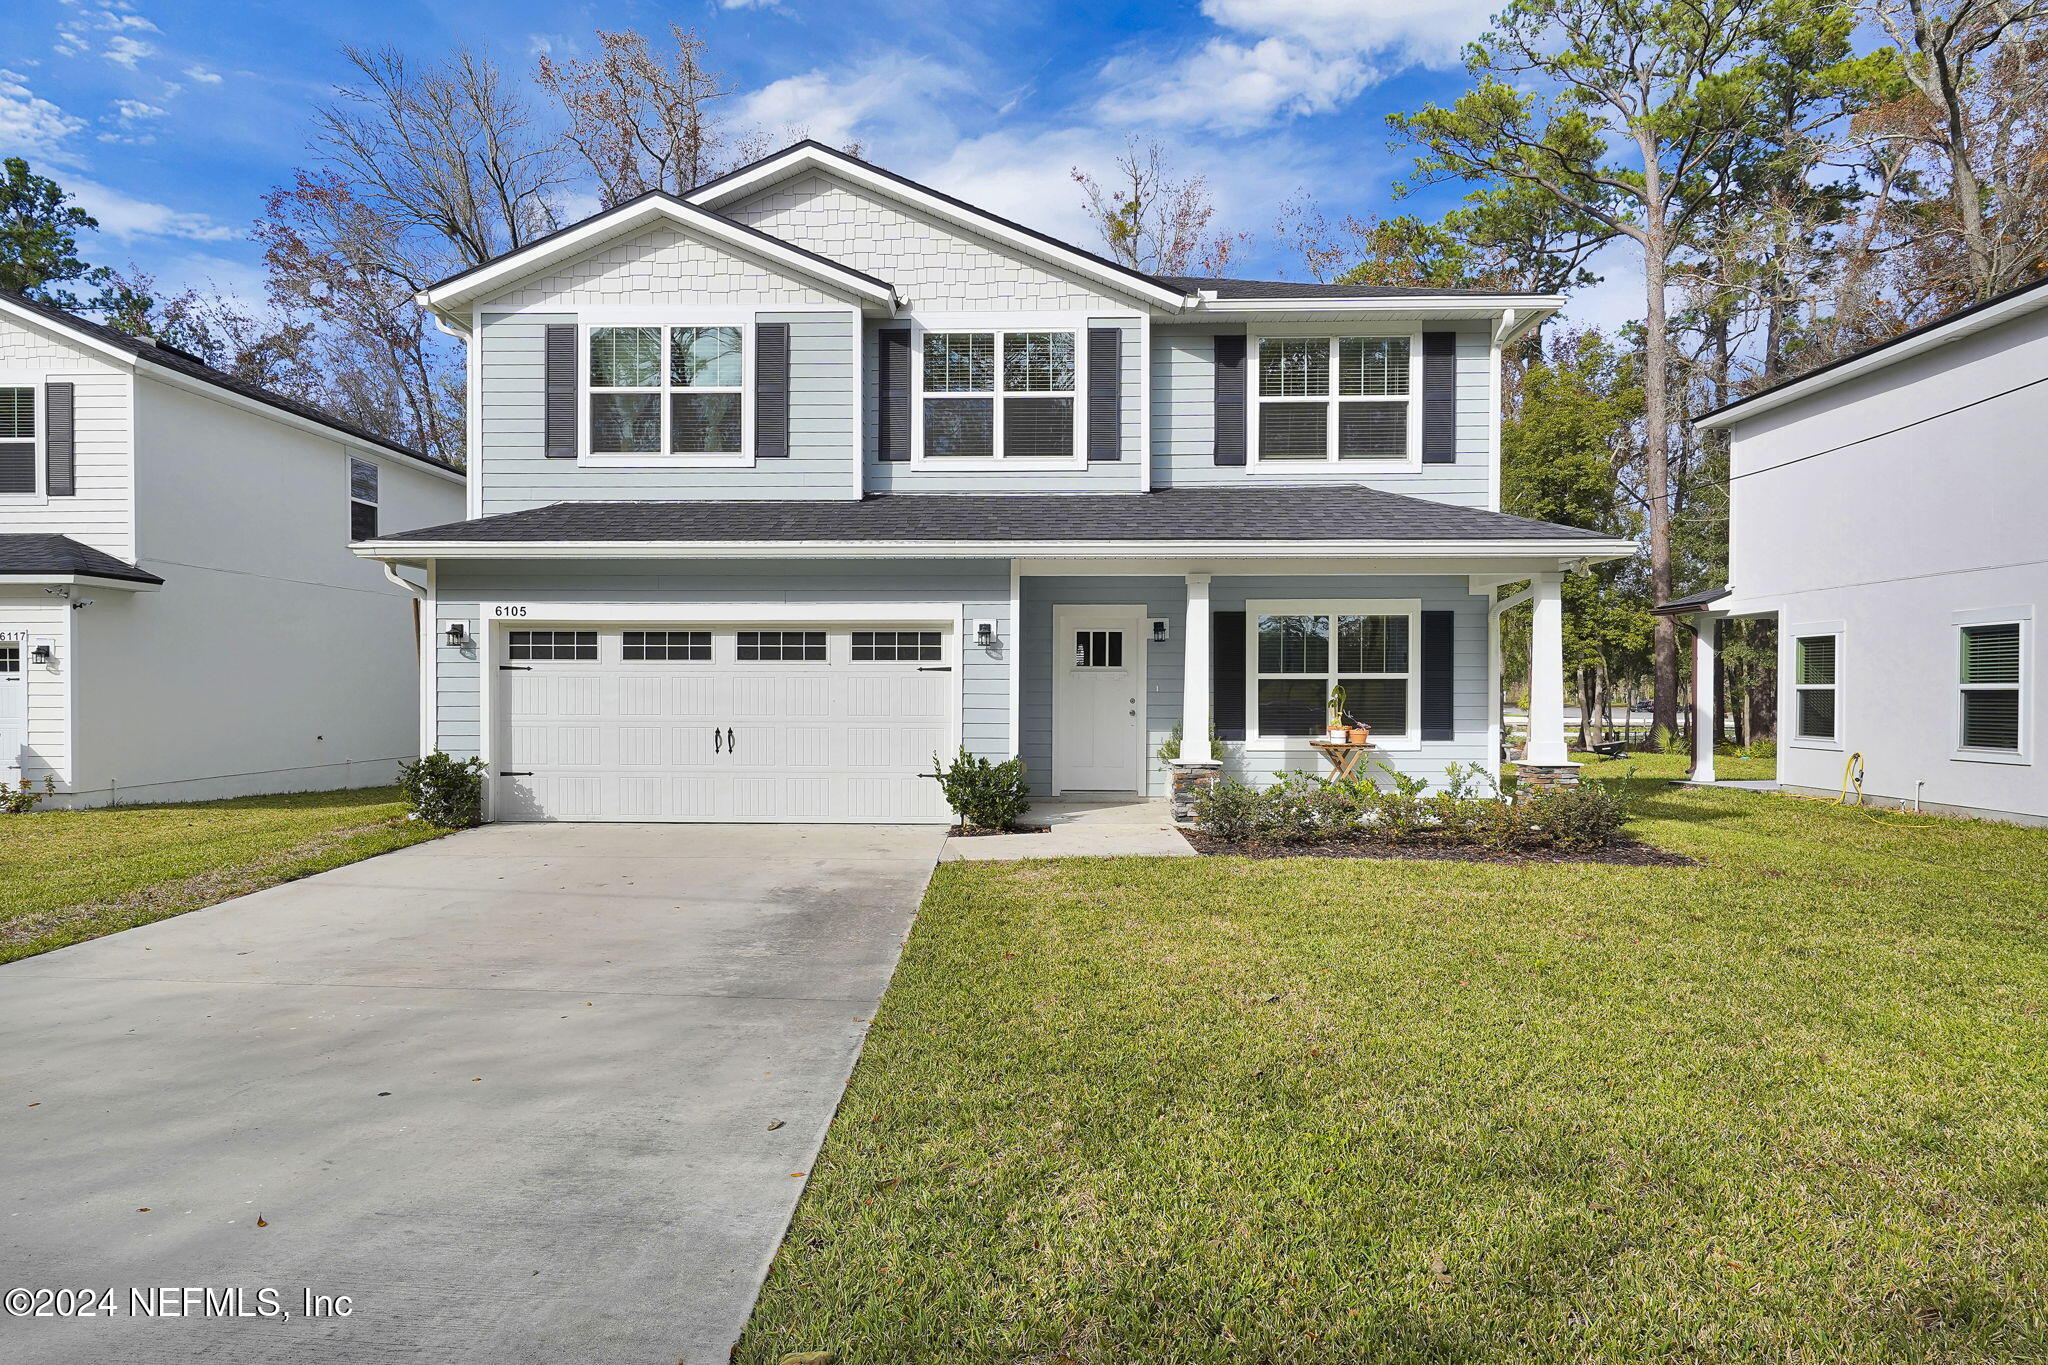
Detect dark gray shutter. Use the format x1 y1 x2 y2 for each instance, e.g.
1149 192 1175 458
877 328 912 462
1420 609 1455 740
1422 331 1456 464
755 321 789 458
44 381 75 496
544 324 578 459
1213 334 1246 465
1087 326 1122 461
1212 610 1247 741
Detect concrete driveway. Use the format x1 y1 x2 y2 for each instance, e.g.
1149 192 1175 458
0 821 944 1364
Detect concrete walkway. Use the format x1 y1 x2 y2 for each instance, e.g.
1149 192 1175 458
0 822 944 1364
940 797 1195 861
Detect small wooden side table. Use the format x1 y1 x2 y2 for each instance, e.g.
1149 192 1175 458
1308 739 1376 780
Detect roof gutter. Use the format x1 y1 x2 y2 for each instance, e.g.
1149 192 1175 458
353 536 1639 563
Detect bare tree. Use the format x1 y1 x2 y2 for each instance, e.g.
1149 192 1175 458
1072 140 1250 275
101 268 315 391
536 27 733 207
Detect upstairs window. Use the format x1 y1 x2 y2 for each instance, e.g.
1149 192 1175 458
1254 334 1414 463
349 457 379 540
0 386 36 495
589 325 743 458
921 329 1076 461
1793 634 1837 741
1959 621 2024 753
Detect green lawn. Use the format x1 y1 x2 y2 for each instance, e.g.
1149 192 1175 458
0 787 445 963
1572 749 1777 782
738 780 2048 1363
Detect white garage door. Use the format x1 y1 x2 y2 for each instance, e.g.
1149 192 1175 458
493 623 956 823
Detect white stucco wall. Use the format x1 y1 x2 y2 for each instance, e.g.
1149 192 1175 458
1726 304 2048 821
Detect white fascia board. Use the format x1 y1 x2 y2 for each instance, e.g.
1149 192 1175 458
354 537 1638 562
0 573 159 592
415 197 899 320
685 149 1188 312
1192 296 1561 330
1695 285 2048 429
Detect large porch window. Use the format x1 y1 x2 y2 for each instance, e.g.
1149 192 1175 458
1247 599 1419 749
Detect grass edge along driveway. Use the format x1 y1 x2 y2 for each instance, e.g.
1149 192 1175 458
737 776 2048 1363
1 786 444 964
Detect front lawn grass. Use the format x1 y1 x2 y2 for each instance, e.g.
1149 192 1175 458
1572 749 1777 782
0 787 445 963
738 782 2048 1363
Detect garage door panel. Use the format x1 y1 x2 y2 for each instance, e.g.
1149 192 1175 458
497 625 955 823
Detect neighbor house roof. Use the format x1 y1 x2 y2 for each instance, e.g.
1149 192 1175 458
0 533 164 585
1695 269 2048 429
1652 586 1732 615
364 485 1629 556
0 289 458 476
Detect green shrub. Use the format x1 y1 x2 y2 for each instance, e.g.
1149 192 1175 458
930 748 1031 831
1188 777 1269 842
1717 737 1777 760
1155 720 1225 763
1514 778 1635 849
398 751 488 828
1 776 55 815
1259 771 1362 842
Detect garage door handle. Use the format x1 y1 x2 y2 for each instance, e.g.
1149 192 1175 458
500 771 532 777
713 728 722 753
726 727 736 753
499 665 532 671
917 665 952 672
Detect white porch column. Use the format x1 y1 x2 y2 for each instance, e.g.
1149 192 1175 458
1525 572 1571 767
1690 615 1719 784
1180 573 1213 753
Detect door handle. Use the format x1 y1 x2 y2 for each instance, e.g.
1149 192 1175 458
726 727 736 753
713 728 722 753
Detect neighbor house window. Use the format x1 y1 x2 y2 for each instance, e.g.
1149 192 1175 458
349 457 379 540
1794 634 1838 741
1255 335 1414 463
508 630 598 661
1248 601 1416 744
921 330 1076 460
0 385 36 495
1959 621 2023 753
588 325 743 457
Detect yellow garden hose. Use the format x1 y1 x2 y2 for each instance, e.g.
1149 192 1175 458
1778 751 1949 829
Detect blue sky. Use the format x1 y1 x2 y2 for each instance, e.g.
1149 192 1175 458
5 0 1637 322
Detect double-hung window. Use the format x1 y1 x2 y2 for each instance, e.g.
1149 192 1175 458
1254 334 1416 464
1793 634 1838 742
1247 601 1418 747
588 325 744 459
920 329 1077 461
0 384 37 496
349 457 379 540
1958 619 2025 755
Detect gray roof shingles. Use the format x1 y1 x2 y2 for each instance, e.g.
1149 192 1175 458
0 533 164 584
371 485 1616 547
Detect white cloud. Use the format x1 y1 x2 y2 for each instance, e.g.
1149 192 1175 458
182 64 221 84
67 177 238 242
112 98 164 121
103 35 155 69
0 68 88 167
1099 0 1496 133
735 54 973 154
720 0 783 8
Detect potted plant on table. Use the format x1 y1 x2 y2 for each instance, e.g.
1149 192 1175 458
1325 683 1351 741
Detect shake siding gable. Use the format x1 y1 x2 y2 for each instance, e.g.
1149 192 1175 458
477 224 855 311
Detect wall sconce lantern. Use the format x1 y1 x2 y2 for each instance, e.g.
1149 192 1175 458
1148 618 1170 643
443 622 468 647
30 644 53 665
974 620 997 648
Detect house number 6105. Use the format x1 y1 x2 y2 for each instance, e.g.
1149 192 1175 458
494 606 529 618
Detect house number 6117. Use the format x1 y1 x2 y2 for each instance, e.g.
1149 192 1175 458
494 606 529 618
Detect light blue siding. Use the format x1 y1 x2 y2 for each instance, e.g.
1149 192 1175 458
1018 573 1492 798
476 309 858 514
1149 326 1496 507
430 559 1011 765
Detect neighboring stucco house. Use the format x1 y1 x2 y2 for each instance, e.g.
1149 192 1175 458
1677 275 2048 824
356 142 1632 824
0 290 465 807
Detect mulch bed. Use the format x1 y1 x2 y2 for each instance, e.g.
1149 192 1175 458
946 824 1048 838
1181 832 1697 866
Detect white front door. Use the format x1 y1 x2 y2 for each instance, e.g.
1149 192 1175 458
0 640 23 781
1053 605 1145 793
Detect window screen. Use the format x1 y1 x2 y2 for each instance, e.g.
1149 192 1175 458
853 630 942 662
1794 635 1837 740
1003 397 1074 459
1258 402 1328 460
737 630 826 661
622 630 710 661
508 630 598 661
1338 402 1407 459
1960 622 2022 751
0 386 35 494
923 398 994 458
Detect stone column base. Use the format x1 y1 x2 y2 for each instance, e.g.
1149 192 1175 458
1514 762 1581 800
1167 759 1223 825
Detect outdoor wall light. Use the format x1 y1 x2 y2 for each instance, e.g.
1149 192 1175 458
30 644 52 665
444 622 468 646
975 620 997 648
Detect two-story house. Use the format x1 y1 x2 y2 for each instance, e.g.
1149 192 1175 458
0 289 465 806
356 142 1632 824
1678 274 2048 825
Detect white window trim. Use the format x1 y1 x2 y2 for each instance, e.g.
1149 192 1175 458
1248 329 1424 474
0 374 46 505
579 318 755 469
909 316 1088 469
1788 625 1843 752
349 455 380 530
1953 606 2031 765
1244 597 1422 753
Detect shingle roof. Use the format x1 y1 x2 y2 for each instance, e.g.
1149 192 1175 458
0 289 460 475
1160 275 1539 301
371 485 1617 547
0 533 164 584
1652 586 1732 615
